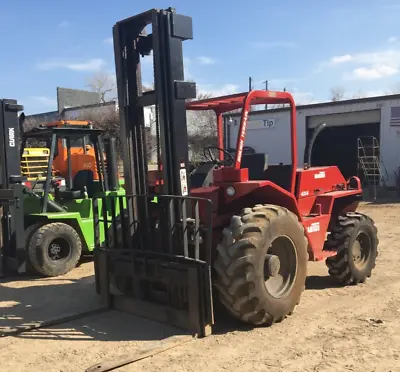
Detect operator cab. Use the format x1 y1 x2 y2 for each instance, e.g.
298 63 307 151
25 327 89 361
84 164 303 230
186 91 297 193
22 126 115 206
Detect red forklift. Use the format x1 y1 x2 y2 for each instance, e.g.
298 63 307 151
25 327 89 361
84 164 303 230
93 7 379 337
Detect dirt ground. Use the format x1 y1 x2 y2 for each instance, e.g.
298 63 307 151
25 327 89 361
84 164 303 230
1 201 400 372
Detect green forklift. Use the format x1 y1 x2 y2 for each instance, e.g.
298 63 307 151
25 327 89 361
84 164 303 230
0 99 125 277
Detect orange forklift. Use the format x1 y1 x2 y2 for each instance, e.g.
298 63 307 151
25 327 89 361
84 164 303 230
21 119 105 189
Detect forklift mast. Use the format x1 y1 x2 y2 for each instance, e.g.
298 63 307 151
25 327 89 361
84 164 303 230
113 7 196 198
94 8 214 337
0 99 26 276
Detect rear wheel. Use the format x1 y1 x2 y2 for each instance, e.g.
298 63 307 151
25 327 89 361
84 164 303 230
213 204 308 326
27 222 82 277
325 212 378 285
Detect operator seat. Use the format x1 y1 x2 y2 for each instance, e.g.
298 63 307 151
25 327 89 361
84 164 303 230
242 153 268 180
263 164 292 191
190 163 216 188
241 153 292 191
55 170 95 200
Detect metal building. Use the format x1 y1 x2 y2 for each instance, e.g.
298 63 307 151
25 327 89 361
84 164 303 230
225 94 400 188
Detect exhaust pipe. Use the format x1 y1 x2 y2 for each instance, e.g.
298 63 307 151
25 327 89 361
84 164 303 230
304 122 327 169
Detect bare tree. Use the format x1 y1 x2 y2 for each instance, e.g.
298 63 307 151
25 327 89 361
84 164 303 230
21 116 48 148
269 103 288 109
185 92 218 162
86 72 117 103
330 86 345 101
73 106 155 163
351 90 369 99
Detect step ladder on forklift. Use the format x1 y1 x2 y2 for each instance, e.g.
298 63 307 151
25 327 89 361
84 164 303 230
357 136 387 199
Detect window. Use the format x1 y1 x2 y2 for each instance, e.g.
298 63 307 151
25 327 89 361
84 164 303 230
62 136 94 149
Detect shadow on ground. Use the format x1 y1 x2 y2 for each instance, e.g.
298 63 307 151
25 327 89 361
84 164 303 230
0 273 100 335
1 272 184 343
306 275 342 290
0 259 344 344
13 309 183 342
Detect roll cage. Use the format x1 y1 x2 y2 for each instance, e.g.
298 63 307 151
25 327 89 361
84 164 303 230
186 90 297 194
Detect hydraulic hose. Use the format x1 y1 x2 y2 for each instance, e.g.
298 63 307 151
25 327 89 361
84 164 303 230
304 122 327 168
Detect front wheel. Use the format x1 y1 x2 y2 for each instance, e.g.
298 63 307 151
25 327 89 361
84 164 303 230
213 204 308 326
325 212 378 285
27 222 82 277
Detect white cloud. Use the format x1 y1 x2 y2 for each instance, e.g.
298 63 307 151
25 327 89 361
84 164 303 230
388 36 397 43
330 50 400 66
347 65 398 80
37 58 106 72
250 41 296 49
103 37 113 45
58 20 70 28
197 83 239 97
197 56 215 65
326 49 400 80
331 54 353 64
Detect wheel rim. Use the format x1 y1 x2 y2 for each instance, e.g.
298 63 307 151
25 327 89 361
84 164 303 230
352 231 372 270
264 236 298 299
48 238 71 261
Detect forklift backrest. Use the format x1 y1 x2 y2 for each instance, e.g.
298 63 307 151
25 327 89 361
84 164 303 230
190 163 216 188
241 153 268 180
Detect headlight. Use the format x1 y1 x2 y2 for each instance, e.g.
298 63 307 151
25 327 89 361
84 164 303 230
226 186 236 197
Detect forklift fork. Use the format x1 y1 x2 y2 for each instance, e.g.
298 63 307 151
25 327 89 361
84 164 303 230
93 194 214 337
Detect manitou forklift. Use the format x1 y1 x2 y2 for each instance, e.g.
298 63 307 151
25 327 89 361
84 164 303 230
0 99 124 278
93 8 379 337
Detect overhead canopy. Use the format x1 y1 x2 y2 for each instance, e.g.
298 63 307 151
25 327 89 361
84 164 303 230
24 127 103 139
186 90 295 113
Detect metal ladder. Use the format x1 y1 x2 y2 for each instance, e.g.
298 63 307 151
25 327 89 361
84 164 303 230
357 136 386 199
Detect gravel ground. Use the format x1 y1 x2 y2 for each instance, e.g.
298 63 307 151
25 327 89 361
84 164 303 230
1 201 399 372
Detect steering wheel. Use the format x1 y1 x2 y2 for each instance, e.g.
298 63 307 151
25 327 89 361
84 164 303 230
203 146 234 166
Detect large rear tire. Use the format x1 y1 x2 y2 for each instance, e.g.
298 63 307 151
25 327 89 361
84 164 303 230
325 212 378 285
213 204 308 326
27 222 82 277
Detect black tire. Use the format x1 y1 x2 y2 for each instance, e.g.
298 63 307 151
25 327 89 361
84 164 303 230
325 212 378 285
27 222 82 277
213 204 308 326
24 223 43 273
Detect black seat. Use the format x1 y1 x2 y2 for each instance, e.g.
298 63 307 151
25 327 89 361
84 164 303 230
190 163 216 188
263 164 293 191
56 188 86 200
56 170 95 200
241 153 292 191
241 153 268 180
